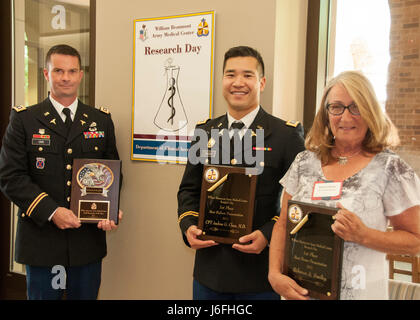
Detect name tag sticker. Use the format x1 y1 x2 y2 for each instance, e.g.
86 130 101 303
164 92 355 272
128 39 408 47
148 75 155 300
312 181 343 200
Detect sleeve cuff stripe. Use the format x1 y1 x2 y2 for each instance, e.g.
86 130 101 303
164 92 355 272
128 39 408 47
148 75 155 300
178 211 199 223
272 216 279 222
26 192 48 217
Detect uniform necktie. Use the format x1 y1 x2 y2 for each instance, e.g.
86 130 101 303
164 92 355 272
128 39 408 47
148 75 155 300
62 108 72 133
230 121 245 131
230 121 245 140
230 121 244 156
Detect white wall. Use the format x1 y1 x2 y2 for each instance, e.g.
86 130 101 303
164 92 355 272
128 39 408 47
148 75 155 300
272 0 308 122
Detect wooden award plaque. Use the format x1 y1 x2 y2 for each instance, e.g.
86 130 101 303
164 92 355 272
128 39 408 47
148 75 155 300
70 159 121 224
197 165 257 244
283 200 343 300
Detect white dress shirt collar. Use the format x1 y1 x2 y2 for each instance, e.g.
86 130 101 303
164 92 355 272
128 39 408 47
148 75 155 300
227 105 260 130
49 95 78 122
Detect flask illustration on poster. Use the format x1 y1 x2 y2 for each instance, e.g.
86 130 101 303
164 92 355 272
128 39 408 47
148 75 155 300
154 58 188 132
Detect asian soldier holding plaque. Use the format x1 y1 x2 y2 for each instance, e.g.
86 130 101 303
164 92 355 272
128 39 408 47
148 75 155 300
177 46 305 299
0 44 122 300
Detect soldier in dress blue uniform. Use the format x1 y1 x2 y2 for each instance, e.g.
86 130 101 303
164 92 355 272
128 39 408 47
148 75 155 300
177 46 305 299
0 44 122 299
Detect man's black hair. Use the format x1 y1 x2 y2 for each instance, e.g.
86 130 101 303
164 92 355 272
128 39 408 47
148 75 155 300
223 46 265 77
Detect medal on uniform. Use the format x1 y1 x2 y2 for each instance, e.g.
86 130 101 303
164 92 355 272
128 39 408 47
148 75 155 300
253 147 272 151
83 131 105 139
89 122 97 132
32 133 51 146
207 138 215 148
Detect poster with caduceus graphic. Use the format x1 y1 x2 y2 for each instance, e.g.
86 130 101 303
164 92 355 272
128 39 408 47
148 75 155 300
132 11 215 163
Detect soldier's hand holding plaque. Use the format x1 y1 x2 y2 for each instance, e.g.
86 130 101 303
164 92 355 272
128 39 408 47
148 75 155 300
70 159 121 224
283 200 343 300
197 165 257 244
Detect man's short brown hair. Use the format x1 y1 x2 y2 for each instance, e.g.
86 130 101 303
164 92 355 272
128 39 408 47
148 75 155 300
45 44 82 69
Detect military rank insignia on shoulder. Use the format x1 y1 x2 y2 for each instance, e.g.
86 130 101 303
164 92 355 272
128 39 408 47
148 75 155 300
12 105 27 112
286 120 300 127
196 118 210 125
98 106 110 114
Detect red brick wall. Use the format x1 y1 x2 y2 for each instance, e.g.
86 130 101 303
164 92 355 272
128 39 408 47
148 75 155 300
387 0 420 174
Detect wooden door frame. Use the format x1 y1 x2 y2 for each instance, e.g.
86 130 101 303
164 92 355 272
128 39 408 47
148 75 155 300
303 0 330 133
0 0 27 300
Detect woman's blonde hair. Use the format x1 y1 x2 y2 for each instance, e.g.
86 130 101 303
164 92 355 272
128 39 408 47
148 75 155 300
305 71 400 165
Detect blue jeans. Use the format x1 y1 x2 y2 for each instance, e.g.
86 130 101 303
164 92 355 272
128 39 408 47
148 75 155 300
25 261 102 300
193 279 280 300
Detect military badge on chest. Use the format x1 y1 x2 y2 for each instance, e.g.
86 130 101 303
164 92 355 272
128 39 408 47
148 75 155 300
83 121 105 139
89 122 97 131
32 129 51 146
36 157 46 169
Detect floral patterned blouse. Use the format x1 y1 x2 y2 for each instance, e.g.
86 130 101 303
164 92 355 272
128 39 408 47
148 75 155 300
280 149 420 299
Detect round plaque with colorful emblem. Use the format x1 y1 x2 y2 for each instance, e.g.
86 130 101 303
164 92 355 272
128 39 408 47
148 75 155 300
77 163 114 189
204 167 219 183
288 204 303 224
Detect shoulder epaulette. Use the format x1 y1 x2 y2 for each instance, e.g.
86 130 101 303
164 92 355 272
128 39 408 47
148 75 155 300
286 120 300 128
12 105 27 113
196 118 210 125
98 106 110 114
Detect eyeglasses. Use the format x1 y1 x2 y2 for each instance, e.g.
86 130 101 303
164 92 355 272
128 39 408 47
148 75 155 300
326 103 360 116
